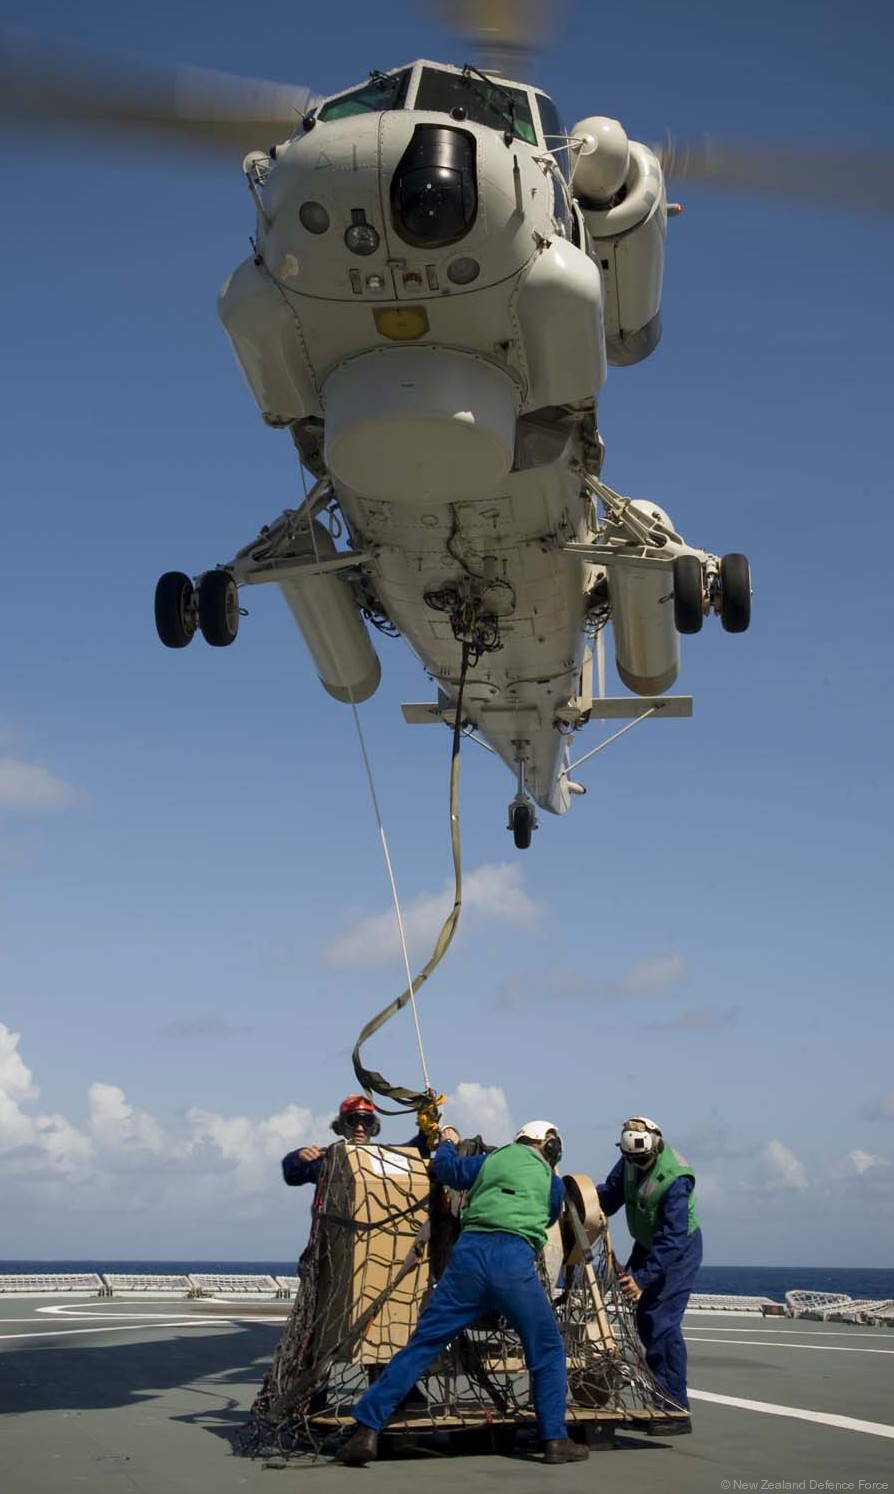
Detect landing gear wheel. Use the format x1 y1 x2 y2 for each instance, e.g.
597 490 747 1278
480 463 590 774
672 554 704 634
154 571 197 649
720 552 751 633
198 569 239 647
512 802 534 850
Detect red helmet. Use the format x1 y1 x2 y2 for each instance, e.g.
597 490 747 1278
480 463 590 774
339 1094 376 1118
332 1094 381 1138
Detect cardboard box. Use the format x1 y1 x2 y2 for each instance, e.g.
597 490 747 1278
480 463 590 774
311 1142 431 1365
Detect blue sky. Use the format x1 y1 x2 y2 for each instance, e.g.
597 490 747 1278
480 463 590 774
0 0 892 1267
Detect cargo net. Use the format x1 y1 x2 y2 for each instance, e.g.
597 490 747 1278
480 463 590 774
242 1141 675 1462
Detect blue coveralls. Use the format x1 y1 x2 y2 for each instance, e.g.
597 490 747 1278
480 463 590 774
597 1157 703 1410
281 1131 428 1187
350 1141 570 1441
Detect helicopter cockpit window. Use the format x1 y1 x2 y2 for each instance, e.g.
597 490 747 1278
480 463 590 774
317 68 411 122
536 93 570 179
414 67 537 146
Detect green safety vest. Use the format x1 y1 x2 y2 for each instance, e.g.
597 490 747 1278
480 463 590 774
623 1146 700 1249
461 1144 553 1251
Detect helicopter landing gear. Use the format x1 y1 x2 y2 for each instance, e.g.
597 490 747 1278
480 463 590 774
719 552 751 633
507 749 538 849
672 554 704 635
154 571 197 649
154 568 240 648
510 800 536 850
198 569 240 646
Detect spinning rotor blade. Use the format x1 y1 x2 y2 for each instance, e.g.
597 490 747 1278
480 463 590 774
436 0 567 77
658 134 894 217
0 33 320 156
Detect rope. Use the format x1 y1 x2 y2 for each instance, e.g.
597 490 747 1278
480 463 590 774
347 699 432 1095
296 477 434 1099
352 643 472 1112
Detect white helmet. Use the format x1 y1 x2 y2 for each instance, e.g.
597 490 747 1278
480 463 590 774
515 1120 563 1164
618 1116 662 1159
515 1119 561 1146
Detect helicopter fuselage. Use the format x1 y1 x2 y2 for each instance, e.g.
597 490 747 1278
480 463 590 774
212 61 712 827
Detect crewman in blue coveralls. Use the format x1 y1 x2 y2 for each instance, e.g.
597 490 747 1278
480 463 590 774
338 1118 589 1467
281 1092 430 1274
596 1116 702 1435
282 1093 430 1188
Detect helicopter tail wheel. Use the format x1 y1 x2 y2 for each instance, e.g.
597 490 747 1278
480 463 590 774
511 801 536 851
719 553 752 633
198 569 240 647
672 554 705 635
154 571 197 649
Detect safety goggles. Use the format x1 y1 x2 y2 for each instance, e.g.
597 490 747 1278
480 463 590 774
344 1112 376 1131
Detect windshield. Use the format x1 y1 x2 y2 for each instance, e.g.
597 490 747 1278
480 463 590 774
414 66 537 146
318 68 411 121
536 92 569 178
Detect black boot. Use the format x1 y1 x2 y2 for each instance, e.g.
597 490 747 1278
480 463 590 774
543 1438 590 1463
647 1415 692 1436
340 1425 379 1465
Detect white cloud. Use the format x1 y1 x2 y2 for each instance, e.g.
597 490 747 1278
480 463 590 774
867 1092 894 1121
446 1082 513 1144
846 1149 886 1176
0 1021 330 1214
0 1023 40 1104
0 756 80 811
88 1083 168 1155
0 1023 93 1177
322 862 545 969
763 1139 808 1191
618 954 685 997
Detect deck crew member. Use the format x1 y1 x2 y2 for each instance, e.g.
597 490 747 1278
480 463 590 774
339 1118 589 1467
596 1116 702 1434
281 1093 429 1189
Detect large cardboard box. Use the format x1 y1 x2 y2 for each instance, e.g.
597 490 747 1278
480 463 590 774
311 1142 431 1365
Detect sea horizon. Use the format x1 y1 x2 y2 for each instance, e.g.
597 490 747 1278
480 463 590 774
2 1260 892 1302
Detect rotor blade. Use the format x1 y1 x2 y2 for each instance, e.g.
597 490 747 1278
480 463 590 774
658 134 894 218
435 0 567 77
0 33 320 156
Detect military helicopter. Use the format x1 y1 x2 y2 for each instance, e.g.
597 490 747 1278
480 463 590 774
10 4 879 849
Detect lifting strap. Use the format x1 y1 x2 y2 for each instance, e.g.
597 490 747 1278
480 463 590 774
351 643 472 1112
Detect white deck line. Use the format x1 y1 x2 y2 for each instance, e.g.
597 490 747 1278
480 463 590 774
689 1389 894 1441
686 1333 894 1354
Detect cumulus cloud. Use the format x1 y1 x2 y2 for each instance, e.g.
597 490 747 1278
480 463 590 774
763 1139 808 1191
0 1021 328 1213
447 1082 512 1144
0 756 80 811
866 1092 894 1121
847 1149 885 1176
322 863 545 969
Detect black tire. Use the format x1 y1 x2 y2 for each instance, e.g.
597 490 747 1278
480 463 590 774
198 569 239 647
512 802 534 850
672 554 704 634
720 552 751 633
154 571 197 649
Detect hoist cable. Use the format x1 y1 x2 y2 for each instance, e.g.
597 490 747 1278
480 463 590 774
351 643 472 1112
298 482 431 1094
347 697 432 1097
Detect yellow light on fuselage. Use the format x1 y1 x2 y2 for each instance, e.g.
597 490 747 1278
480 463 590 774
373 307 429 341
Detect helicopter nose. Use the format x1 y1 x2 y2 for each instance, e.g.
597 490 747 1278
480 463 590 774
390 124 477 249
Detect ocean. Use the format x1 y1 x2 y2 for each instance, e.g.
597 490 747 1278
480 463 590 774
2 1262 892 1302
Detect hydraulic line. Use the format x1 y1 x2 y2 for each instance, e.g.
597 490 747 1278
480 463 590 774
351 642 472 1113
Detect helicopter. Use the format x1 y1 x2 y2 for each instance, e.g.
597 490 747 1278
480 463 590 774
16 5 872 850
